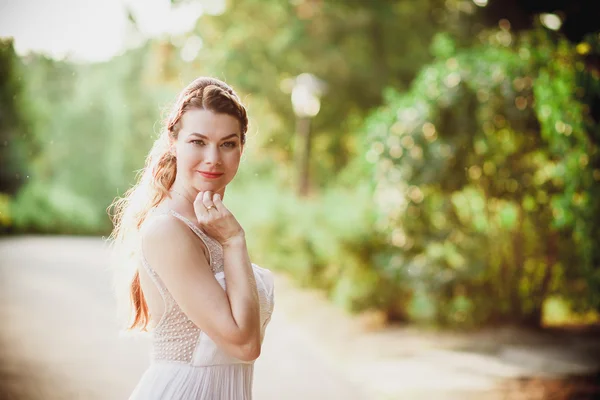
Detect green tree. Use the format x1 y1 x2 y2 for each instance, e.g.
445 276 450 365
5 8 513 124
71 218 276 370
169 0 447 188
0 39 35 196
9 45 170 233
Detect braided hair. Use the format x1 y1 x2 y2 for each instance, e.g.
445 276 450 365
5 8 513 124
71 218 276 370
167 79 248 143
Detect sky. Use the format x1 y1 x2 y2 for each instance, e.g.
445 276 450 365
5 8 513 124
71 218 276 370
0 0 225 63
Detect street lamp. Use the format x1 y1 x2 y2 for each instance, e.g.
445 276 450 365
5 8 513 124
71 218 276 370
283 73 326 196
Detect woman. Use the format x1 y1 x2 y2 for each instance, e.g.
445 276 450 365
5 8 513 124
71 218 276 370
108 77 275 399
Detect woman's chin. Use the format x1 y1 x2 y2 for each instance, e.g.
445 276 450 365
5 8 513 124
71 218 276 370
192 184 225 194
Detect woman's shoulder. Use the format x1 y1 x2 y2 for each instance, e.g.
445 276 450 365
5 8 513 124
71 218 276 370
141 213 198 256
141 211 179 238
140 211 211 271
142 205 190 234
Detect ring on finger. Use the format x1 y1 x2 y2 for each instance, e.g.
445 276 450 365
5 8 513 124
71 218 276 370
205 205 215 211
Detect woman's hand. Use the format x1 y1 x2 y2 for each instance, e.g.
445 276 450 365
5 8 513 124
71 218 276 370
193 191 245 245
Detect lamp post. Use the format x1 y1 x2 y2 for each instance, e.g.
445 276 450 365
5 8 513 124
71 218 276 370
288 73 326 197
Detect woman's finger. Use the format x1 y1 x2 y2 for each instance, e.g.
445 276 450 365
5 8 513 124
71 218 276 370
202 190 215 211
213 193 226 213
194 191 208 218
211 193 223 212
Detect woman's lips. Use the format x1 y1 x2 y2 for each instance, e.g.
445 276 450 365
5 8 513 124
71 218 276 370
198 171 224 179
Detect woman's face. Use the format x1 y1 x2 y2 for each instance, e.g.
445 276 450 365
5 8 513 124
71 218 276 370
174 108 243 195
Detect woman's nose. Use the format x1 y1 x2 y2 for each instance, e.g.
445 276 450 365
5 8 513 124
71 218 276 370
205 146 221 165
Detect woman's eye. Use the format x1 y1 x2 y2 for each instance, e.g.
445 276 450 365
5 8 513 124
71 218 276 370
191 140 236 148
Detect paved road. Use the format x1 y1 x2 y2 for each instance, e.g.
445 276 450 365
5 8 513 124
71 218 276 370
0 236 367 400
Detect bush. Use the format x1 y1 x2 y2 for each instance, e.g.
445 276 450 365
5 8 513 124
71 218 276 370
227 178 396 314
10 180 106 234
365 29 600 326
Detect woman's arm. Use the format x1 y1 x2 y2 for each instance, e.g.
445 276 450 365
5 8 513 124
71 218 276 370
221 234 261 357
142 211 261 361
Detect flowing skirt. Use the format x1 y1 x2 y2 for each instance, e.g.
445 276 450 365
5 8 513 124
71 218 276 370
129 361 254 400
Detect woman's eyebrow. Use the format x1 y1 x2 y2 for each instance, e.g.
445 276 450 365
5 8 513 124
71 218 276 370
188 133 239 140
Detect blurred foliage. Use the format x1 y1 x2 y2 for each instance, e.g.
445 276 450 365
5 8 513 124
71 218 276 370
0 39 35 200
1 0 599 327
227 178 398 312
367 27 600 326
169 0 450 182
3 44 173 234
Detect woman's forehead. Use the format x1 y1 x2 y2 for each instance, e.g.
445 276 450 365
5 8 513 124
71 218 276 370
179 109 241 139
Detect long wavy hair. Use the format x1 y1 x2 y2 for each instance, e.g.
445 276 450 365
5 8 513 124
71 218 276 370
107 77 248 331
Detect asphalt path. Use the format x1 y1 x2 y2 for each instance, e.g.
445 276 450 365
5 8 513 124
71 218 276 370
0 236 366 400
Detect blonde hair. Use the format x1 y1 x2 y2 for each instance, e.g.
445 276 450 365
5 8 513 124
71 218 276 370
107 77 248 331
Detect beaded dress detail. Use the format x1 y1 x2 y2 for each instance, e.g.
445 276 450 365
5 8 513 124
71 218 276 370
129 210 275 400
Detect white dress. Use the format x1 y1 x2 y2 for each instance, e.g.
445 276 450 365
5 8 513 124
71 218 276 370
129 210 275 400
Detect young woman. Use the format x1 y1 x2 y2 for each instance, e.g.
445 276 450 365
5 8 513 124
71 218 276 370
109 77 275 399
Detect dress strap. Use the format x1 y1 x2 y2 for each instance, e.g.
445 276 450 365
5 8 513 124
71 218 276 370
168 209 224 274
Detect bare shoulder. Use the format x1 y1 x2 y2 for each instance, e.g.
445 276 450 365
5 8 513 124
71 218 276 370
141 214 209 273
141 213 185 245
